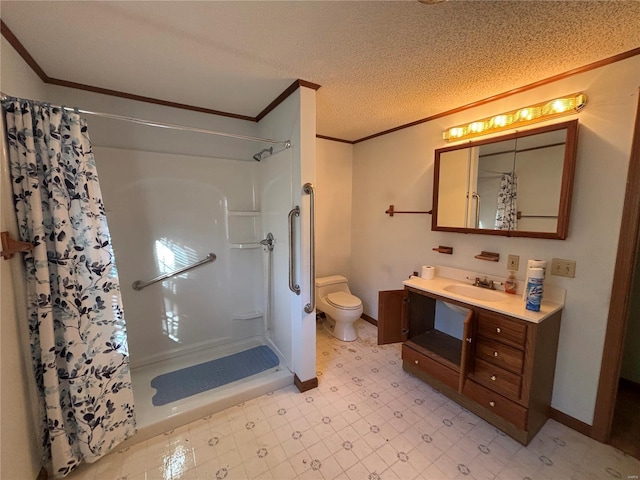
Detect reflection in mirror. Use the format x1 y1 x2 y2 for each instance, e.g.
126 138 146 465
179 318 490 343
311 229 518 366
432 120 578 239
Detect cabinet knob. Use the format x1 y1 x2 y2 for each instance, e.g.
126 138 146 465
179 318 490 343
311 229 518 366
489 401 496 407
414 360 419 365
466 337 472 343
496 327 502 333
493 351 499 357
490 375 497 381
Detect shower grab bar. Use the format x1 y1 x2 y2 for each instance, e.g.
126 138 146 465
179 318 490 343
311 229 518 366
288 206 301 295
132 253 216 291
303 183 315 314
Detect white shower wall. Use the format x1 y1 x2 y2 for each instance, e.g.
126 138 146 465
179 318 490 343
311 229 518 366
95 146 283 368
259 149 294 366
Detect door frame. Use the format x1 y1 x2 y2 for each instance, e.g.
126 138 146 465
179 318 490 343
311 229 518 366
592 89 640 442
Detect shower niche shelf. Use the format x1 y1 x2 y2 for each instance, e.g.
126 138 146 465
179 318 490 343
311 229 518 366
229 243 261 249
227 209 261 246
233 310 264 321
227 210 261 216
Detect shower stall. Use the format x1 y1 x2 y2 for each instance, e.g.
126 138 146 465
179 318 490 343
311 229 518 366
85 94 316 438
95 142 296 435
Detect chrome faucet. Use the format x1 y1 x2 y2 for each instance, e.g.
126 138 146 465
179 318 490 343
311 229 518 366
466 276 500 290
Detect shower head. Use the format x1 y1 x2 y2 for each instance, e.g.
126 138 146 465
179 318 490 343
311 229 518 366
252 147 273 162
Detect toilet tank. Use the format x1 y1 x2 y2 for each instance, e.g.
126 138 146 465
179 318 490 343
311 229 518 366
315 275 350 298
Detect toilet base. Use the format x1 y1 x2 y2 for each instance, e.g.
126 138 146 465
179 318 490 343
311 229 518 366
322 316 358 342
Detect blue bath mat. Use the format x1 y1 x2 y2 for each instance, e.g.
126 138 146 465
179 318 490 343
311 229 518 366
150 345 279 406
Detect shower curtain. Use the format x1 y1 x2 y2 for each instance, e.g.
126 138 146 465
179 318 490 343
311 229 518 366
495 173 518 230
2 98 136 478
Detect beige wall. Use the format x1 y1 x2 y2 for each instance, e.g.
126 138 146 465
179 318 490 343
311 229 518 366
350 56 640 425
316 139 353 279
0 37 46 480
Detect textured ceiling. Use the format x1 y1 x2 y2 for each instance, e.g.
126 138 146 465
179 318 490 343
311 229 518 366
2 1 640 142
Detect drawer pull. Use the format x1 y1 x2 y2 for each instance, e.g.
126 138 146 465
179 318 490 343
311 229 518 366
496 327 502 333
489 401 496 407
415 360 419 365
493 351 499 357
490 375 497 381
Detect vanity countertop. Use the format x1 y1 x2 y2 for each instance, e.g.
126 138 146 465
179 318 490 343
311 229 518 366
403 275 564 324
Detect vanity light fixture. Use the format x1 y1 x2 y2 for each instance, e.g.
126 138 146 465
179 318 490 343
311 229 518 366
442 93 587 142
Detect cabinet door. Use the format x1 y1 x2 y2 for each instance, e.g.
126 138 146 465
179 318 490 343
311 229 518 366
377 289 407 345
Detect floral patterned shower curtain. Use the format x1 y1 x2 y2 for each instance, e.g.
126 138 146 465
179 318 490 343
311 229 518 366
495 173 518 230
2 98 136 478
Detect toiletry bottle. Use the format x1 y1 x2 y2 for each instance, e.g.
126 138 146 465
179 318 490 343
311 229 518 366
505 271 517 294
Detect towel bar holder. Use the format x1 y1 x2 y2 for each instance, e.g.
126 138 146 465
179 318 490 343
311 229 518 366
385 204 432 217
1 231 34 260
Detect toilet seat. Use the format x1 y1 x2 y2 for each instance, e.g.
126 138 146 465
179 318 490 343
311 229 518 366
326 292 362 310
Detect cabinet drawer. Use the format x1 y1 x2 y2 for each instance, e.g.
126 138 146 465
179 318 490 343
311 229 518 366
402 344 458 391
476 337 524 374
477 312 527 349
463 380 528 430
470 358 522 401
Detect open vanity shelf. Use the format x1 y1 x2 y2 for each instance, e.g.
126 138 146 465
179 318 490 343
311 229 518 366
410 330 462 367
378 273 563 445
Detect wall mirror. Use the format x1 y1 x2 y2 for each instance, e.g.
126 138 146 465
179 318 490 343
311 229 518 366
432 119 578 239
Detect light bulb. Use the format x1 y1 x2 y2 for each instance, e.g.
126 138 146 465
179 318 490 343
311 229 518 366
491 115 510 127
469 122 486 133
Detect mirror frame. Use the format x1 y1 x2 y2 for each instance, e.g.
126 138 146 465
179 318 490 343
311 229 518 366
431 119 579 240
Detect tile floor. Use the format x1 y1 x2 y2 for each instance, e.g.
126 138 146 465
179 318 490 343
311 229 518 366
68 320 640 480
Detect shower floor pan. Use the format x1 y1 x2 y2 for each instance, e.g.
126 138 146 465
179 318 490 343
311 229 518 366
127 336 293 444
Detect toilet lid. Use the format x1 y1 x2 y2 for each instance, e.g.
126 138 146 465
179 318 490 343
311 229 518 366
326 292 362 310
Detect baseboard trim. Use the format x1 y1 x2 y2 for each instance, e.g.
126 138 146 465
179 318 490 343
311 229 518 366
549 407 593 438
294 374 318 393
362 313 377 326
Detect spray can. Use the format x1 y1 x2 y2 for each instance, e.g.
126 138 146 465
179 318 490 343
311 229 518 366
525 268 544 312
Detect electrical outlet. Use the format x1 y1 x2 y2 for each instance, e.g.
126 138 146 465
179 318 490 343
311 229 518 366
507 254 520 271
551 258 576 278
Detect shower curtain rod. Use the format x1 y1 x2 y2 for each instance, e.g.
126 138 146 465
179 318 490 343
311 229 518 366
1 93 290 146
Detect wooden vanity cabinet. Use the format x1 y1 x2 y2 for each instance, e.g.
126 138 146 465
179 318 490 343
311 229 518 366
378 286 561 445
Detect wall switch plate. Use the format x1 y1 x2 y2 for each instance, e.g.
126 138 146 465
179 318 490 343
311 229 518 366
507 254 520 271
551 258 576 278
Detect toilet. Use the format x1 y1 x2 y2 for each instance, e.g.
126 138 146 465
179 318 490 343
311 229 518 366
315 275 363 342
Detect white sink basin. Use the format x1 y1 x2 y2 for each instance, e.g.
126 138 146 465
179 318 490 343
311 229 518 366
443 284 505 302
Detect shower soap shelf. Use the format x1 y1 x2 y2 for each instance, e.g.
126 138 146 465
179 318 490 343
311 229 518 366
227 210 261 216
229 243 261 249
233 310 264 320
227 210 261 247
